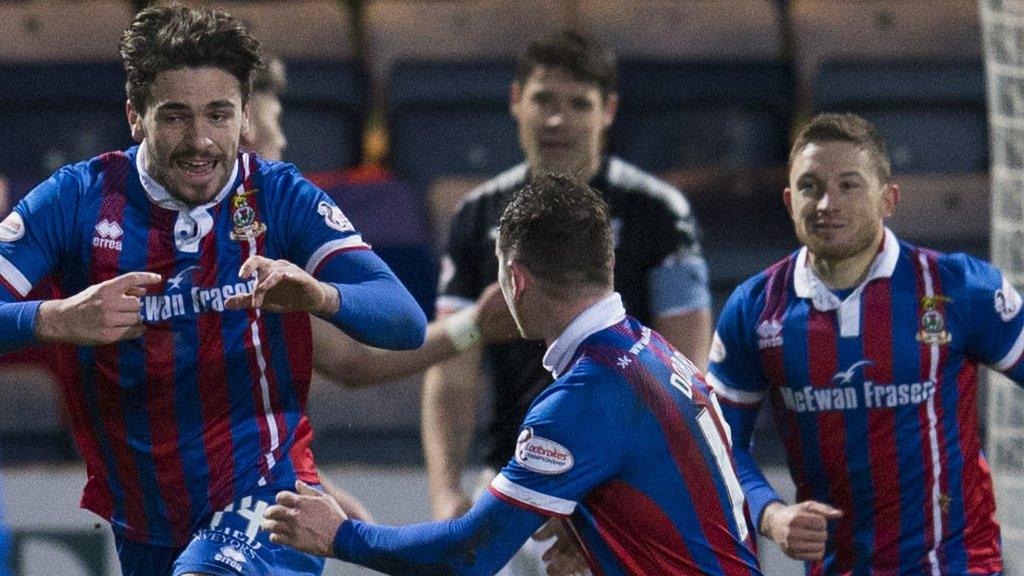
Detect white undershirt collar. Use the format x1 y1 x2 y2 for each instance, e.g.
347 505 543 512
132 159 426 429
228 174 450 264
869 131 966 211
136 143 240 253
793 227 901 337
542 292 626 378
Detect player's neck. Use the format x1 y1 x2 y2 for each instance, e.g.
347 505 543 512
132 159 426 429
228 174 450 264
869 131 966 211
807 234 883 290
540 293 608 347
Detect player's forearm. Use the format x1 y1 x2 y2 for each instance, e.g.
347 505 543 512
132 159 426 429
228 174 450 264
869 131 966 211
717 400 782 529
653 309 713 371
422 354 481 503
317 251 426 350
319 321 462 387
1 299 44 350
333 492 541 575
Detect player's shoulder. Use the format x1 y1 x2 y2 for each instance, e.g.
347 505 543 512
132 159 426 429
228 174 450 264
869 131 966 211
460 163 528 209
604 157 693 220
251 156 308 195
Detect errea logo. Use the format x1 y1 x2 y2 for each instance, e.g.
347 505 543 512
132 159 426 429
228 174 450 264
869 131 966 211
93 219 123 251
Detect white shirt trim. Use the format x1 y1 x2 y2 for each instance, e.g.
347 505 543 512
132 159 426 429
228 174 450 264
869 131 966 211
705 372 764 406
995 324 1024 371
0 255 31 298
793 227 901 338
490 473 577 516
303 236 369 275
542 292 626 378
137 144 240 253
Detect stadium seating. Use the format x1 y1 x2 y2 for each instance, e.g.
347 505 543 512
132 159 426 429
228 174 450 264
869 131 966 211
612 60 795 174
387 60 522 187
791 0 982 90
577 0 783 61
280 60 369 173
364 0 571 88
0 1 132 62
0 62 132 183
197 1 356 60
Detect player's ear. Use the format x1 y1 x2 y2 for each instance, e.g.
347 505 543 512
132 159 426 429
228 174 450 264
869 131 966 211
509 82 523 117
508 260 532 302
126 100 145 143
602 92 618 129
241 101 251 137
881 182 899 218
783 187 793 214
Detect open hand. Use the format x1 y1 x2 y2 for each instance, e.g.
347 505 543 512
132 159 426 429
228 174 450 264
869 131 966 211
225 255 338 316
262 480 348 557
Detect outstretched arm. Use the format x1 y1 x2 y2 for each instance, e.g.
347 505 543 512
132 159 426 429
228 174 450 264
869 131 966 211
225 250 426 350
313 283 514 387
263 481 545 575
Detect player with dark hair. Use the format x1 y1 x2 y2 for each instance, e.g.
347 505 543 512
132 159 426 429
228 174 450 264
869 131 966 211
0 5 425 575
423 29 712 573
262 174 762 576
708 113 1024 574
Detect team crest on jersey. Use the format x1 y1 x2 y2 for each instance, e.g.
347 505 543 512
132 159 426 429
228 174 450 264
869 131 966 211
0 212 24 242
995 276 1022 322
229 188 266 241
756 319 783 349
515 427 573 475
317 201 355 233
916 296 952 345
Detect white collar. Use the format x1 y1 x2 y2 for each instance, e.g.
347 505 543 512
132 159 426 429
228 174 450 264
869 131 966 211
793 227 900 312
542 292 626 378
135 143 242 252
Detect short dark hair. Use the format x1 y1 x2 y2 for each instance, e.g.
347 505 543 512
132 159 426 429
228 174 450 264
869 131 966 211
252 55 287 95
498 174 614 298
790 113 892 182
515 29 617 97
120 4 262 115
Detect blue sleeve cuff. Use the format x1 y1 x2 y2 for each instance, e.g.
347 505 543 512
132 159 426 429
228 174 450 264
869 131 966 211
0 300 42 352
333 520 356 560
747 487 784 533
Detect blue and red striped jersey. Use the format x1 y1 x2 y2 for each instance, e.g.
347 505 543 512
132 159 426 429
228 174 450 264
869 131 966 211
0 147 374 546
708 228 1024 575
490 293 761 576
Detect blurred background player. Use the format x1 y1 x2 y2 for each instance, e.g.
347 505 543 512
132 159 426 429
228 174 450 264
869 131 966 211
262 174 761 576
708 113 1024 574
0 5 426 575
422 29 713 574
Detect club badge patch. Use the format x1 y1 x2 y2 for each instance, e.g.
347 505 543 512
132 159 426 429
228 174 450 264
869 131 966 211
916 295 952 345
317 201 354 233
229 188 266 241
0 212 25 242
515 427 574 475
995 276 1022 322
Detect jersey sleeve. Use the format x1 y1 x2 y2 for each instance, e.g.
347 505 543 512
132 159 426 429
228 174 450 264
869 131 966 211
645 185 711 318
706 280 781 528
0 168 79 349
706 282 769 409
435 199 484 313
268 166 426 349
488 368 624 517
269 166 370 274
947 254 1024 384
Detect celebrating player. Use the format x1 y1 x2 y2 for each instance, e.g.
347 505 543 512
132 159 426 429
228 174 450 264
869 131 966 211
708 113 1024 574
263 174 760 575
0 6 425 575
423 29 712 574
